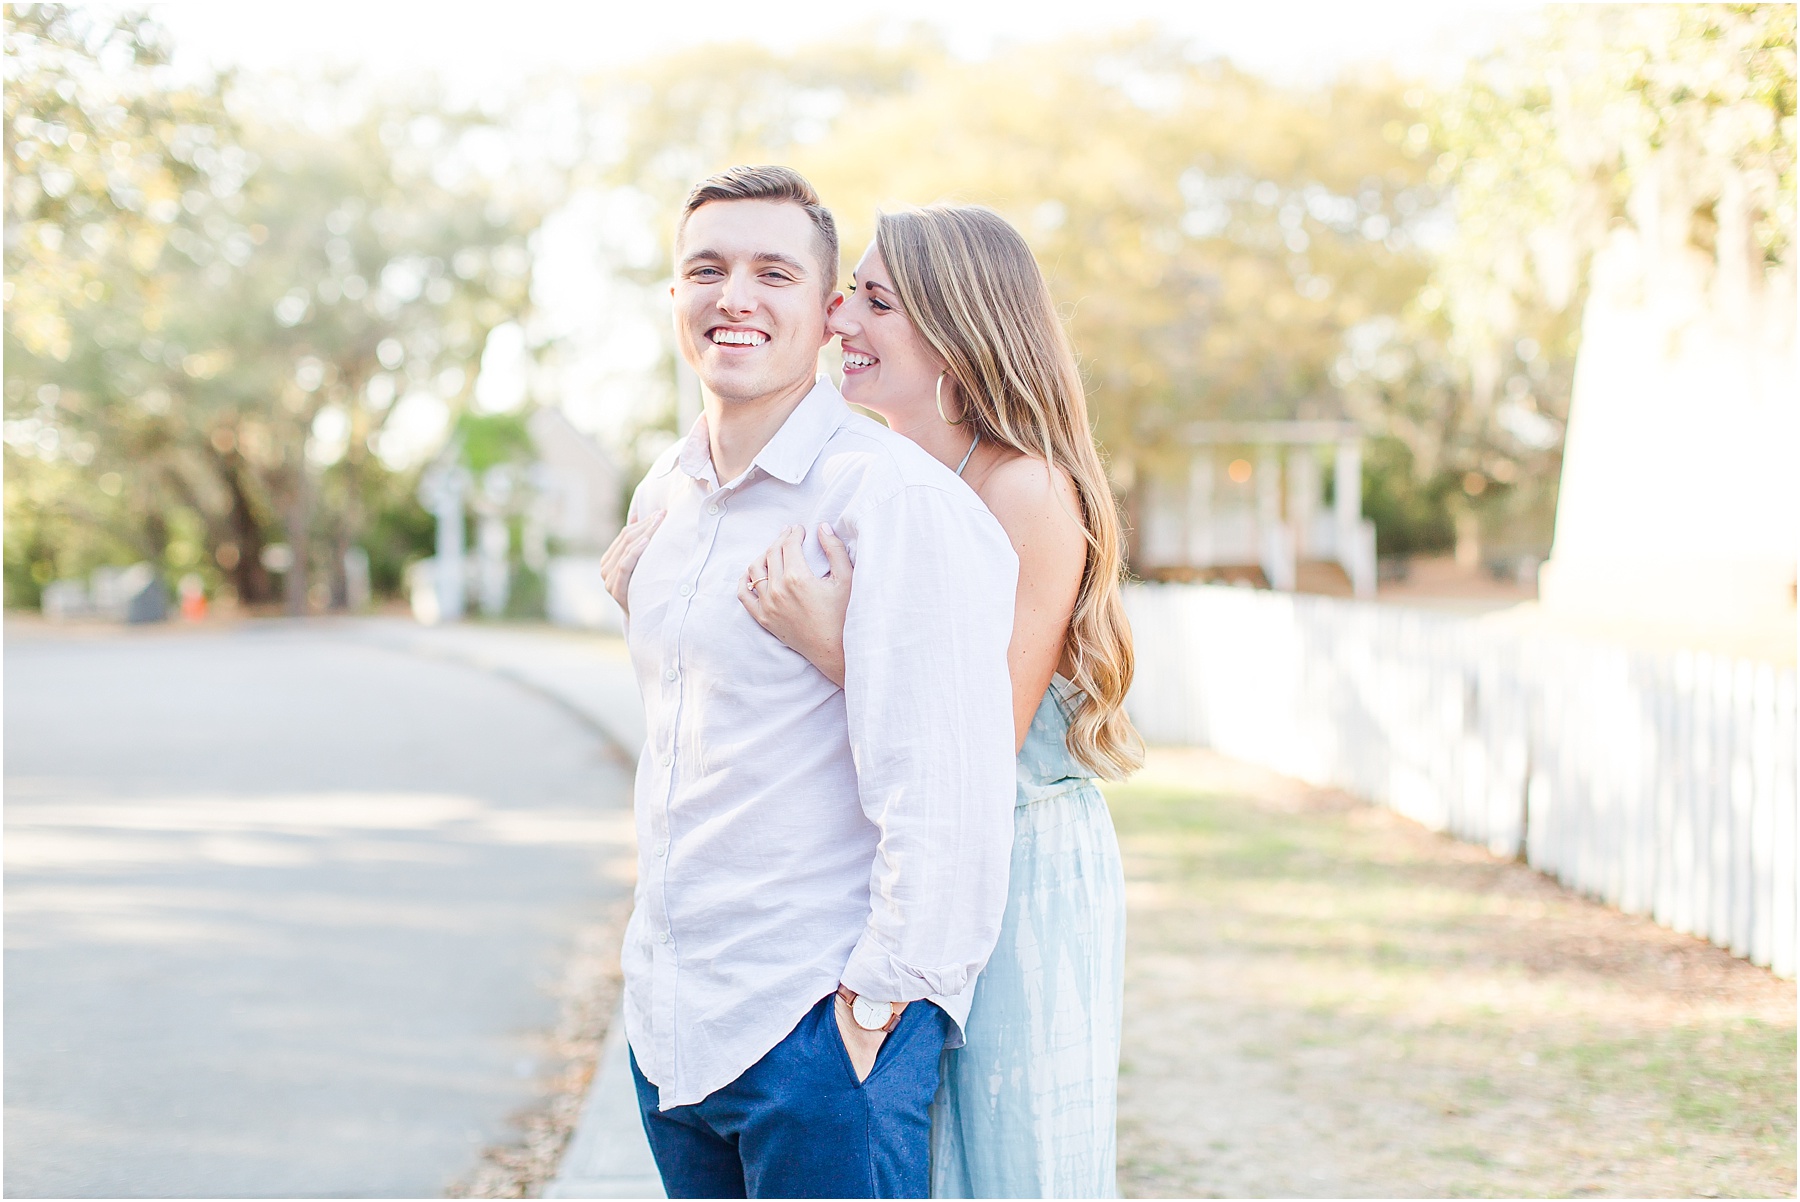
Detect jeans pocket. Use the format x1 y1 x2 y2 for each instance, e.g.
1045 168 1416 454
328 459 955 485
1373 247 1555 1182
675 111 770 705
859 999 938 1088
820 993 867 1088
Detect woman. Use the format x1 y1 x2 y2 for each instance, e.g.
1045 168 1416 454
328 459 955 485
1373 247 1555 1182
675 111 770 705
739 204 1142 1198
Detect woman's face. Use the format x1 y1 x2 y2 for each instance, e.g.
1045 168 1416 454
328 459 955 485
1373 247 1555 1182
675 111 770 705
829 241 947 422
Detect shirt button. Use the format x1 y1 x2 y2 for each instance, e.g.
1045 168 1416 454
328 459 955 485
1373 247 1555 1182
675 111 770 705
655 842 668 858
659 753 672 767
664 668 677 681
659 931 672 944
707 503 720 515
678 583 691 597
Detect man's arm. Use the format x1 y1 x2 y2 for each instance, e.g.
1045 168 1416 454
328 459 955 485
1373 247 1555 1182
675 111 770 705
836 483 1019 1012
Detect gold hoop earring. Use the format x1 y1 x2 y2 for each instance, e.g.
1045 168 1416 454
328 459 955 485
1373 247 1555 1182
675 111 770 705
936 371 964 426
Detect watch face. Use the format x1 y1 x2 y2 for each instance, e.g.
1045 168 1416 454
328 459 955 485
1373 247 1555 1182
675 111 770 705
851 995 889 1031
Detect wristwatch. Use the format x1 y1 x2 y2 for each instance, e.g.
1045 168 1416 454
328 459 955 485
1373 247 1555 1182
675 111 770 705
835 985 902 1033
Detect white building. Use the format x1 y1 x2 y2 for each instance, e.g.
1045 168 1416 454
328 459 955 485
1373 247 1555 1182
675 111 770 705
1134 421 1378 598
527 407 628 633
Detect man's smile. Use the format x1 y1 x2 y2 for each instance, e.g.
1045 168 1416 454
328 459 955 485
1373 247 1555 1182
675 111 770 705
710 325 770 348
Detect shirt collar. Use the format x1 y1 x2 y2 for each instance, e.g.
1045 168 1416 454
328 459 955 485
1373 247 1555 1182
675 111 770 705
752 376 849 485
674 375 848 489
673 412 713 484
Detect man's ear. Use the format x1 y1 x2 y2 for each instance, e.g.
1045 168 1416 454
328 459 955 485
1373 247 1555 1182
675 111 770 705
825 290 845 318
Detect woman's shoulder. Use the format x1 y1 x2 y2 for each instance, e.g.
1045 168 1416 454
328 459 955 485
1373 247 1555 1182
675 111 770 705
976 450 1082 532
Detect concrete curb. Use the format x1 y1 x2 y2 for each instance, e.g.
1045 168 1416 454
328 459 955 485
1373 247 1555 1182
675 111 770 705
348 619 646 755
351 619 664 1199
543 1010 665 1198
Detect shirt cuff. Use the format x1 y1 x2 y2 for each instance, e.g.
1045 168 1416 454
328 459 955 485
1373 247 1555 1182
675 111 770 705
838 932 972 1005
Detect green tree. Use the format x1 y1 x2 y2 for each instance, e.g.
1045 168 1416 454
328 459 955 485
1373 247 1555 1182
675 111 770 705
4 4 240 603
5 6 546 609
583 29 1440 564
1354 3 1799 558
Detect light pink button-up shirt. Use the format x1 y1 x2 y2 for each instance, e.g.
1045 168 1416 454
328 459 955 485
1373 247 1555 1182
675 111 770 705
620 378 1019 1110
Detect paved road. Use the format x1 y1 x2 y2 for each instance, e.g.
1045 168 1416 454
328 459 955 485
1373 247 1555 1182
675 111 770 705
4 621 636 1198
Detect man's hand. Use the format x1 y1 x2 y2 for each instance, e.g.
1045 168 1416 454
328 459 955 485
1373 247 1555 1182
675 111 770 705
833 993 905 1083
600 509 664 614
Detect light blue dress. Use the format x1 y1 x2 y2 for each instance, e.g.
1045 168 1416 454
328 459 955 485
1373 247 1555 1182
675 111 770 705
929 676 1127 1198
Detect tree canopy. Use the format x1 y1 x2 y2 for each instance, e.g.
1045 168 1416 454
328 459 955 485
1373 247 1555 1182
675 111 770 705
6 6 1792 606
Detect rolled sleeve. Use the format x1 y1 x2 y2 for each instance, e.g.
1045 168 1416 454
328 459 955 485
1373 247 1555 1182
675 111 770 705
836 483 1018 1011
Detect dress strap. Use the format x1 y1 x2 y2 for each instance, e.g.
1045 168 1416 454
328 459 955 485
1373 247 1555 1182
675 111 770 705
954 434 980 477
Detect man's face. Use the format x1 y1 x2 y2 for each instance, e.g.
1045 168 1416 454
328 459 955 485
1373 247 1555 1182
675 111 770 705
671 199 836 407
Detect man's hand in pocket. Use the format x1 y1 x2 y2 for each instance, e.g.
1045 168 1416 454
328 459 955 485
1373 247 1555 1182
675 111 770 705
833 994 904 1082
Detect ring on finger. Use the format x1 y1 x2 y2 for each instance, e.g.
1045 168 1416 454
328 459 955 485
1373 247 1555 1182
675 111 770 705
749 576 770 589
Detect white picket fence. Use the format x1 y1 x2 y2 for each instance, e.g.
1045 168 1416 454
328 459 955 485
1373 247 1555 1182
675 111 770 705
1123 583 1797 977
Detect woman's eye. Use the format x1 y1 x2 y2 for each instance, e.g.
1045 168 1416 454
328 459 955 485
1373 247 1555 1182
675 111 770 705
870 297 892 313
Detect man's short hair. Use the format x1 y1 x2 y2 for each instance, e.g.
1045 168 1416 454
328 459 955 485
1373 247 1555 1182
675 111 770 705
677 165 839 292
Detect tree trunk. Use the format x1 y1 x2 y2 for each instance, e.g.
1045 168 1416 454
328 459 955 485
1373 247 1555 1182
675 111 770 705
328 454 363 611
284 466 311 616
217 453 277 604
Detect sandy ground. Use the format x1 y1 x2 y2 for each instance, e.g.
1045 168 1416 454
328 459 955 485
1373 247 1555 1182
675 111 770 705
1106 749 1795 1199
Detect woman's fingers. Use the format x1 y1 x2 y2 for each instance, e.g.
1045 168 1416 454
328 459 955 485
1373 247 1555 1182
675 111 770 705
743 551 769 604
817 523 851 582
614 526 655 578
764 530 790 593
599 522 634 574
604 510 661 566
602 510 662 609
747 525 824 605
775 525 810 581
753 543 776 587
736 574 758 615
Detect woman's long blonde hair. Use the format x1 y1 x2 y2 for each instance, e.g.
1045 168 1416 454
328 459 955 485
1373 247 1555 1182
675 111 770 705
877 204 1143 780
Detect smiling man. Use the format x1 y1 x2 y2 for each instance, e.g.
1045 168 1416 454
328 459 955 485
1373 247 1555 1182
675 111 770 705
603 165 1018 1198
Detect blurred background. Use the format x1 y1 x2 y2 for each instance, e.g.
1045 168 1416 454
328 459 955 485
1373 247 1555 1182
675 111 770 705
10 2 1790 647
5 3 1796 1198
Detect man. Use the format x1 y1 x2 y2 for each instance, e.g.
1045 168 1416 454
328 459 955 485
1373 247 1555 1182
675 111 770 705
598 165 1018 1198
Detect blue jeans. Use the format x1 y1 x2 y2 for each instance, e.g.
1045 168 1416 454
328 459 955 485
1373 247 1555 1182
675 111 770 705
630 993 950 1198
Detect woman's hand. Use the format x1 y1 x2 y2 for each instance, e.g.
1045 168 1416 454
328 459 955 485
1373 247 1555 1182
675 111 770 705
600 509 663 615
738 523 852 687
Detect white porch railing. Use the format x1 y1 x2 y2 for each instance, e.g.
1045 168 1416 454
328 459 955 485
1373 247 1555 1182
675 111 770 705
1123 583 1797 977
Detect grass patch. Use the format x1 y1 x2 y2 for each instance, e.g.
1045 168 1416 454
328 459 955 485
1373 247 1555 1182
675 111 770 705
1547 1019 1797 1138
1105 749 1797 1200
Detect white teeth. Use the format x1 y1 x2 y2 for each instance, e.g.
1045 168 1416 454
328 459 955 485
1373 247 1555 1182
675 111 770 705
843 352 875 369
711 329 767 346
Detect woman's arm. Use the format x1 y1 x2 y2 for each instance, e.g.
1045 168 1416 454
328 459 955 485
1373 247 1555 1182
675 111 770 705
740 458 1086 749
976 455 1086 749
